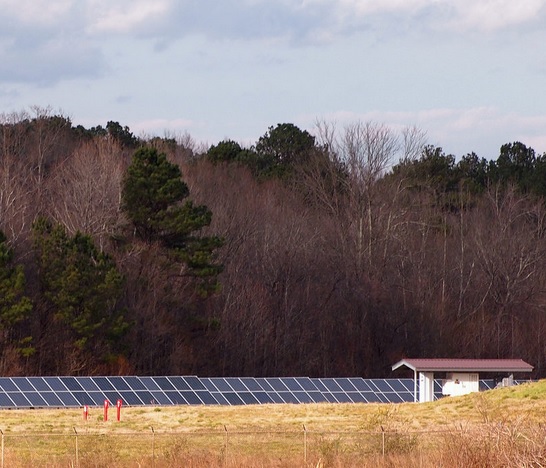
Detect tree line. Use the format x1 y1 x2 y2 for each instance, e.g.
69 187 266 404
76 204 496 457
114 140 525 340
1 107 546 378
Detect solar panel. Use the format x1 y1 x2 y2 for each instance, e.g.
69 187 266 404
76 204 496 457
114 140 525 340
0 376 507 408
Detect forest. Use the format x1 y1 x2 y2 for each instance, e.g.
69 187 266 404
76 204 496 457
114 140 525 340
1 107 546 379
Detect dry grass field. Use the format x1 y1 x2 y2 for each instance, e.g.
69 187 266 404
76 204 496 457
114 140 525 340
1 379 545 467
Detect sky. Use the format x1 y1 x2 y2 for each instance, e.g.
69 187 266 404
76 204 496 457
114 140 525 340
1 0 546 159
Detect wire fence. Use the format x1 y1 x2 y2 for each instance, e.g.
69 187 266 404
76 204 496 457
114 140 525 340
0 426 484 467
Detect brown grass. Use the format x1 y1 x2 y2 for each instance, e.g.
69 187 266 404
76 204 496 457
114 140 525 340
0 379 545 466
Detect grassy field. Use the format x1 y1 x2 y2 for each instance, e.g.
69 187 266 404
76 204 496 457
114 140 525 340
1 379 545 467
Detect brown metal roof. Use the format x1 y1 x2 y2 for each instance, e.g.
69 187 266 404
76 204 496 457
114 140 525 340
392 358 533 373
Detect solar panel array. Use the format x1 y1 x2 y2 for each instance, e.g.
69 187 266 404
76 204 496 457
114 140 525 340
0 376 499 409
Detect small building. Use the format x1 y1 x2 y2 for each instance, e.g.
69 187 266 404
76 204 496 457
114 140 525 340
391 358 533 403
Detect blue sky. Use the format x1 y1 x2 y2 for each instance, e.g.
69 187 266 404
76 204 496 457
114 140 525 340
1 0 545 159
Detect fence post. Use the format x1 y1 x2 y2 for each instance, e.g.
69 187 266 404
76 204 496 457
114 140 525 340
73 427 79 468
381 426 385 457
303 424 307 466
1 429 4 468
150 426 155 467
224 425 228 468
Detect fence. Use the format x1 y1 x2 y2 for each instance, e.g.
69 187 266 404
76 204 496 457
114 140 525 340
0 426 523 467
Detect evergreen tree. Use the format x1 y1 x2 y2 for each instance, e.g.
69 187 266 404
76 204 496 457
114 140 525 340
122 147 223 286
33 219 127 358
0 231 33 356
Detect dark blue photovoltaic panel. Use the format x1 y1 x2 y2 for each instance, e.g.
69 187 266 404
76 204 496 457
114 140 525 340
322 379 343 392
200 378 218 392
164 392 186 405
211 393 230 405
267 378 288 392
140 377 161 391
78 377 101 392
240 378 262 392
9 393 31 407
26 392 47 406
370 379 393 392
336 378 357 392
154 377 176 392
362 392 380 403
267 392 284 404
400 379 414 392
210 378 232 392
331 392 351 403
238 392 259 405
184 376 206 391
123 377 147 391
0 393 14 406
93 377 115 392
349 379 372 392
44 377 67 392
72 392 95 406
386 380 407 392
384 393 403 403
196 391 218 405
86 392 107 405
169 377 191 391
255 379 275 392
293 391 313 403
308 392 328 403
398 392 413 402
223 392 244 405
226 378 247 392
103 391 123 405
347 392 367 403
322 393 338 403
282 378 303 392
14 378 35 392
108 377 130 391
296 378 319 391
277 392 299 404
41 392 64 407
60 377 84 392
0 378 18 392
28 378 51 392
253 392 274 404
180 391 203 405
119 391 143 406
149 391 172 405
310 379 328 392
135 391 154 405
56 392 79 406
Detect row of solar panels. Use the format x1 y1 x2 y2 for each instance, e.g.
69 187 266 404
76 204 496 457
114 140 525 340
0 376 497 408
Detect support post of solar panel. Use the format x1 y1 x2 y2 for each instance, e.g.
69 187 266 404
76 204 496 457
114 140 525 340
1 429 4 468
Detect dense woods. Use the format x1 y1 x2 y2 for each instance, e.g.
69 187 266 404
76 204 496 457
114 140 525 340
1 107 546 378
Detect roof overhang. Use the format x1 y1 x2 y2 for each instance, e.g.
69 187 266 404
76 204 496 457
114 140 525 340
392 358 533 373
